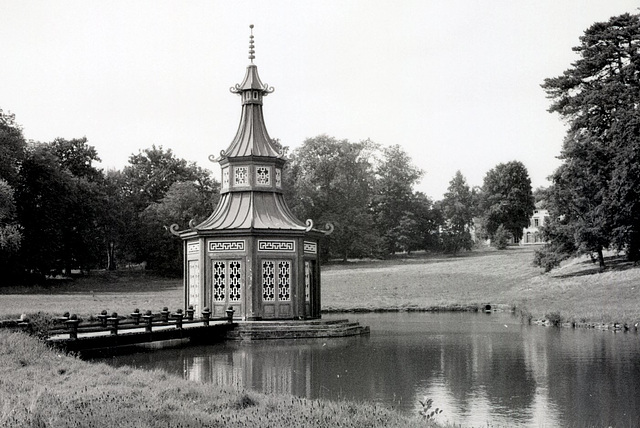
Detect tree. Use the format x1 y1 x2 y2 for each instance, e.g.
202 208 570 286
287 135 380 261
439 171 475 255
372 144 423 254
541 12 640 265
480 161 535 242
120 145 219 269
15 141 105 276
0 109 26 281
141 180 220 274
0 109 27 187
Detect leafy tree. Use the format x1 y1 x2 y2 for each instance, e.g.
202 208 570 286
288 135 380 261
123 145 210 208
15 141 104 276
0 179 22 281
0 109 26 281
140 181 219 274
480 161 535 242
541 12 640 265
439 171 474 255
0 109 27 187
121 145 219 269
372 144 423 254
49 137 102 182
410 191 442 252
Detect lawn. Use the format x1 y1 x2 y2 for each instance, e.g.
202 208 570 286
1 245 639 325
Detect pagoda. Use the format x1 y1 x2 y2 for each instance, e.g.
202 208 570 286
173 26 331 321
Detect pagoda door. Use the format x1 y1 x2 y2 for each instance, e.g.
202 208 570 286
260 259 292 319
211 259 244 318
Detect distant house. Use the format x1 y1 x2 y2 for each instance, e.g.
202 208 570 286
519 208 549 245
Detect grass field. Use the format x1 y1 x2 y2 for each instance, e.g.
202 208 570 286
1 246 639 325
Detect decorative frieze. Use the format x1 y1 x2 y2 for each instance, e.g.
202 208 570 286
303 241 317 254
258 240 295 252
208 240 245 252
187 242 200 254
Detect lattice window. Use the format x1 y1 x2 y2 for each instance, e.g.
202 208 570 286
278 261 291 301
304 261 311 303
229 261 242 302
188 260 200 312
234 166 248 185
275 168 282 188
213 262 226 302
256 166 270 185
262 261 275 301
222 168 229 189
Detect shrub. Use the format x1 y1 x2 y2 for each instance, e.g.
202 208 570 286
492 225 511 250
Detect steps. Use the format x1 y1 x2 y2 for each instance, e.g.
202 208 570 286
225 318 370 340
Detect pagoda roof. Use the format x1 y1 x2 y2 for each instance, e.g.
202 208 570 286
223 96 280 158
193 192 307 231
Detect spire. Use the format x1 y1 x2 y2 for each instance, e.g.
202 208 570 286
224 25 279 158
249 24 255 63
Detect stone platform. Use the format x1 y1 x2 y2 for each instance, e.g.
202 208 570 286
225 318 370 340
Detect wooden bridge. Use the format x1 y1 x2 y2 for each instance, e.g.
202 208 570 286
4 308 369 356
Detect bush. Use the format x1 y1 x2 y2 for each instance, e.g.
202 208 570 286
492 225 511 250
533 244 571 272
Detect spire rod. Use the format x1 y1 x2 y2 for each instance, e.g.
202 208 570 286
249 24 255 63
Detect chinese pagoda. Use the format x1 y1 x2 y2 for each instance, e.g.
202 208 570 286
172 26 331 321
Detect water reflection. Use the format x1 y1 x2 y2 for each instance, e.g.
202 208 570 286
99 312 640 427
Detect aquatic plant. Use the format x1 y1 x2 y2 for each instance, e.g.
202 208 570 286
418 396 442 422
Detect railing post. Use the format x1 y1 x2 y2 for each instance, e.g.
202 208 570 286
143 310 153 333
201 308 211 326
174 309 184 329
225 306 235 323
18 314 31 333
131 308 141 325
65 314 80 339
107 312 119 335
98 310 108 327
186 305 195 321
161 307 170 324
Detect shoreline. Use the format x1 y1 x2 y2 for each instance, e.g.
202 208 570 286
322 305 640 333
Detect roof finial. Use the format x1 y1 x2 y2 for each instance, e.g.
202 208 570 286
249 24 255 63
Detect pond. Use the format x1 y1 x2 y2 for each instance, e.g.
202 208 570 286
98 312 640 427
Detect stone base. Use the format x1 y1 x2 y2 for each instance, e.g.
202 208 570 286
225 318 370 340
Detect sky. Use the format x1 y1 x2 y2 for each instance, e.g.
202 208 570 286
2 1 639 199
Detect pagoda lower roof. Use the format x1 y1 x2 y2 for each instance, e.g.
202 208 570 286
190 191 307 232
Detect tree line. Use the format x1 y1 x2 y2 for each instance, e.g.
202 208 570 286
1 110 537 283
536 12 640 271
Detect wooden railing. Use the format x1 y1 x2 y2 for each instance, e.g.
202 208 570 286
8 307 235 340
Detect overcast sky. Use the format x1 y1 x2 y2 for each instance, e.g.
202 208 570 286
2 1 638 199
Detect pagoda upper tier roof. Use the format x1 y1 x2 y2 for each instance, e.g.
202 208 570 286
223 100 280 158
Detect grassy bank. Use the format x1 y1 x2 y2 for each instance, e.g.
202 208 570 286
0 330 434 428
1 246 639 326
322 246 640 325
